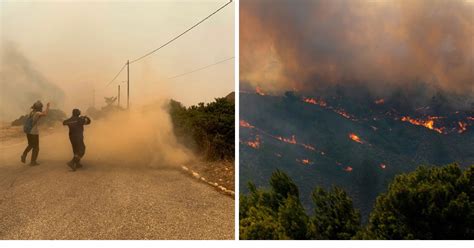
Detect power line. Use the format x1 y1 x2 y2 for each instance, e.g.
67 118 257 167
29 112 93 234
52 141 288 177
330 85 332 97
169 56 234 79
106 63 127 87
129 0 232 64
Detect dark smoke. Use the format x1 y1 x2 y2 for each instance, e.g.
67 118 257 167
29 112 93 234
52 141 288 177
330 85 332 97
0 42 65 121
240 0 474 99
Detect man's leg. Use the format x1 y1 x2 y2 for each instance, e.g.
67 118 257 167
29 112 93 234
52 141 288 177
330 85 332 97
75 138 86 168
21 134 33 163
67 136 77 171
30 135 39 165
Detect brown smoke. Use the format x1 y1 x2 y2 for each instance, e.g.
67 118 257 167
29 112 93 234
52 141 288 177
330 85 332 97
240 0 474 96
0 42 65 121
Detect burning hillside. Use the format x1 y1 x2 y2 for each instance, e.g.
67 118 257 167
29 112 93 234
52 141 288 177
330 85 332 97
240 87 474 219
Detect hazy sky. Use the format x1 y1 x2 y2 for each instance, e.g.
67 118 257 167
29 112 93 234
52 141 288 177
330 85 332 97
1 0 234 115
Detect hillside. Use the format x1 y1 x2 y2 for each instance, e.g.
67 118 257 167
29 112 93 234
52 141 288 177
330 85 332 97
239 86 474 219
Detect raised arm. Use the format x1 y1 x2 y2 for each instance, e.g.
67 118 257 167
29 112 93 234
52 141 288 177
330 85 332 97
84 116 91 125
39 102 50 117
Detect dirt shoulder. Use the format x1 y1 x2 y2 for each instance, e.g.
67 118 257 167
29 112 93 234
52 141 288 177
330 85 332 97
183 159 235 193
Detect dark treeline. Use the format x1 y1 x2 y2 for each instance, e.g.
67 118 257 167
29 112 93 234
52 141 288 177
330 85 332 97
169 97 234 161
240 163 474 240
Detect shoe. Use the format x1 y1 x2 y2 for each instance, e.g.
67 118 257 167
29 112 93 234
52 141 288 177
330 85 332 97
67 161 76 171
30 161 40 166
21 154 26 163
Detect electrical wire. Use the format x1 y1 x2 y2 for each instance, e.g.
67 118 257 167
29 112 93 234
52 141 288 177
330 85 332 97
106 63 127 87
129 0 232 64
168 56 234 79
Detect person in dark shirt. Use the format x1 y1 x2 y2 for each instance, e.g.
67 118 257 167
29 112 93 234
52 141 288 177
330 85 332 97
63 109 91 171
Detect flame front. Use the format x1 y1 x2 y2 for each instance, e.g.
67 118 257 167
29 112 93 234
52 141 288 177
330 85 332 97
246 136 260 149
401 116 445 134
344 166 353 172
277 135 297 144
458 121 467 133
296 158 312 165
375 99 385 105
349 133 364 144
302 97 327 107
240 120 255 129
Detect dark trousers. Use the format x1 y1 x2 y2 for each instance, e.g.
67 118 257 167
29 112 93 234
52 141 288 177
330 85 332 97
69 135 86 163
22 134 39 162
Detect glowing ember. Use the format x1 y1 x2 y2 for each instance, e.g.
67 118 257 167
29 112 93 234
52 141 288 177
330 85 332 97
334 109 352 119
277 135 297 144
401 116 445 134
301 143 316 151
256 87 265 96
349 133 364 144
468 117 474 121
302 97 327 107
240 120 255 129
375 99 385 105
379 163 387 169
296 159 312 165
246 136 260 149
458 121 467 133
344 166 353 172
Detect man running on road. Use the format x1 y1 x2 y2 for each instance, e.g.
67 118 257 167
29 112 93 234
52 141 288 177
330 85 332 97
63 108 91 171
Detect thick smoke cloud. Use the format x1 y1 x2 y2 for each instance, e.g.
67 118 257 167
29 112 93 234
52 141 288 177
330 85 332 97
240 0 474 97
0 42 65 120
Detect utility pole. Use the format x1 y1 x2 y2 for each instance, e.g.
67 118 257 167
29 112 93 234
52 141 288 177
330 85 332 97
118 85 121 107
127 60 130 109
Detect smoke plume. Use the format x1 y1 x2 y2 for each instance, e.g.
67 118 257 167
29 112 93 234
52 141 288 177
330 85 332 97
0 42 65 121
240 0 474 97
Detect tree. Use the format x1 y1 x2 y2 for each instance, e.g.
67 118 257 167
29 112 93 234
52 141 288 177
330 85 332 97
308 187 361 239
168 97 234 160
277 195 309 239
364 164 474 239
240 170 309 239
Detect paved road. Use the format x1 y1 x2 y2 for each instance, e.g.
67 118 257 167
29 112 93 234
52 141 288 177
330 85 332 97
0 131 234 240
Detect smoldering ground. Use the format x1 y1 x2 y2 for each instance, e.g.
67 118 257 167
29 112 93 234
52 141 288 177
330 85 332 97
240 0 474 99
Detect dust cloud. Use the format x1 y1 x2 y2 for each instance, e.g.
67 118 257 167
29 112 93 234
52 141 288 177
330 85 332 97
81 101 193 168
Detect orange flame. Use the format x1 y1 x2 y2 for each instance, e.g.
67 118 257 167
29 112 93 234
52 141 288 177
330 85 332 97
256 87 265 96
458 121 467 133
240 120 255 129
344 166 353 172
348 133 364 144
375 98 385 105
401 116 445 134
334 109 352 119
302 97 327 107
246 136 260 149
296 158 312 165
277 135 297 144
